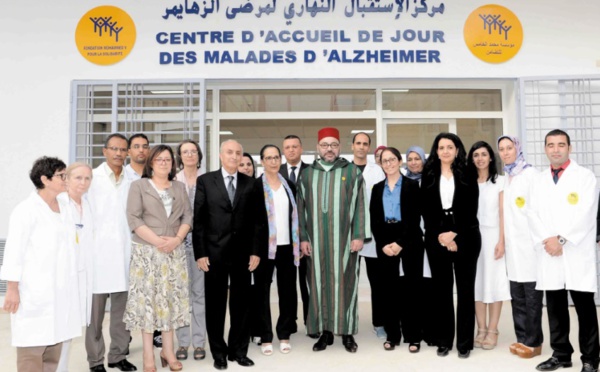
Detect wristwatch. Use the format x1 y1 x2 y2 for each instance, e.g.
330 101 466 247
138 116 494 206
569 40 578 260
557 235 567 245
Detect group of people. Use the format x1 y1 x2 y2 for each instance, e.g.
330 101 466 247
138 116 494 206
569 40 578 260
1 127 599 372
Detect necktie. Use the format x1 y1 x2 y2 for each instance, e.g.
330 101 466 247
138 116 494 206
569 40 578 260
227 175 235 204
290 166 297 183
552 168 562 184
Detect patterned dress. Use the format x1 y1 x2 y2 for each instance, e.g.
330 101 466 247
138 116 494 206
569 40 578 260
297 157 369 335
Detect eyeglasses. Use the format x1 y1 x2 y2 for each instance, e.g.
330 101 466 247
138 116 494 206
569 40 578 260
106 146 128 153
52 172 67 181
182 150 198 156
131 144 149 150
319 142 340 150
154 158 172 164
263 156 281 162
381 157 398 165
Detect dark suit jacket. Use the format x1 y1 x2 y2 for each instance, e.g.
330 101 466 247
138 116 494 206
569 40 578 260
278 162 309 183
421 167 480 256
251 176 297 260
370 176 423 277
192 169 258 264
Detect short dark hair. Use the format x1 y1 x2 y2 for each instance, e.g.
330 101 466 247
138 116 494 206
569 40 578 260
260 144 281 159
352 132 371 145
176 139 203 169
104 133 128 148
467 141 499 183
283 135 302 145
128 133 149 149
241 152 256 178
29 156 67 190
544 129 570 146
142 145 177 181
380 147 402 162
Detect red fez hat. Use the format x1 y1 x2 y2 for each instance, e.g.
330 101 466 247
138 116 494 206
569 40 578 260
318 127 340 142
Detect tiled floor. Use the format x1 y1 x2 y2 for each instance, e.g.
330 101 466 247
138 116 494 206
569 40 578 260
0 262 591 372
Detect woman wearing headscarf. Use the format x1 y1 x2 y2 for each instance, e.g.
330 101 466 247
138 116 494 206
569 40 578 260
374 145 386 167
404 146 435 349
252 144 300 355
239 153 256 178
497 135 543 359
421 133 481 359
467 142 511 351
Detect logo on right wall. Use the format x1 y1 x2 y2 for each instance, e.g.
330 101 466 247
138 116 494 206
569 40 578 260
464 4 523 64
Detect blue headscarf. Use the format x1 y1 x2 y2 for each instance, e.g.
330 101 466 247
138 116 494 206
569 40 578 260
497 135 531 176
405 146 427 181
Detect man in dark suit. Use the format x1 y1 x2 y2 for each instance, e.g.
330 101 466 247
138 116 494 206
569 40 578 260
278 135 317 338
193 139 260 370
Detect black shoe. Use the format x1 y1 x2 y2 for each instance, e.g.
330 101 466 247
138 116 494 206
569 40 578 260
342 335 358 353
458 349 471 359
90 366 107 372
107 359 137 371
307 333 321 339
213 358 228 370
153 331 162 348
582 363 598 372
437 346 450 357
312 331 334 351
536 357 573 371
227 355 254 367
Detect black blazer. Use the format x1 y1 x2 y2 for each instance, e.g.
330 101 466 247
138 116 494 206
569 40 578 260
252 176 297 260
279 162 309 183
370 176 423 277
192 169 258 264
421 168 479 253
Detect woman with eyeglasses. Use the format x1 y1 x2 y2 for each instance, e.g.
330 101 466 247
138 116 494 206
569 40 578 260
421 133 481 359
239 152 256 178
251 144 300 356
467 141 510 351
370 147 423 352
124 145 192 372
173 140 208 362
56 162 95 372
1 157 82 372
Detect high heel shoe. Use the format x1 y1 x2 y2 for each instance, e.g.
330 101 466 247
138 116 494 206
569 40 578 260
474 328 487 348
482 329 499 350
160 352 183 371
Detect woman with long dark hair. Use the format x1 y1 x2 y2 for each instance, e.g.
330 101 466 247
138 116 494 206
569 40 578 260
467 141 510 351
421 133 481 359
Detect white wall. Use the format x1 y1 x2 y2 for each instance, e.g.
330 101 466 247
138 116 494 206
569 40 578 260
1 0 599 235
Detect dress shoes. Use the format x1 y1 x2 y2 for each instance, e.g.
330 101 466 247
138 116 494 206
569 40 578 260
312 331 334 351
307 333 321 339
91 366 107 372
535 357 573 371
227 355 255 367
517 345 542 359
342 335 358 353
510 342 524 355
582 363 598 372
437 346 450 357
108 359 137 371
458 349 471 359
213 358 228 370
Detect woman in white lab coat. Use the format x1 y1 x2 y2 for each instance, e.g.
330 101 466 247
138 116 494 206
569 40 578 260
56 162 95 372
0 156 82 372
498 135 543 359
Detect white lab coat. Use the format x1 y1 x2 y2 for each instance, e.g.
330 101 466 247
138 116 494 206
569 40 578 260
503 166 539 282
528 160 598 292
358 162 386 258
0 191 81 347
87 163 132 293
57 192 94 326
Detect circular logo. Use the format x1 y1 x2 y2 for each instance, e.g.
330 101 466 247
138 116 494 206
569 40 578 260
464 4 523 64
75 6 136 65
515 196 525 208
567 192 579 205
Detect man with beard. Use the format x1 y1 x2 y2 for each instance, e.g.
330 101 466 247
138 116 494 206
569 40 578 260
124 133 150 181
